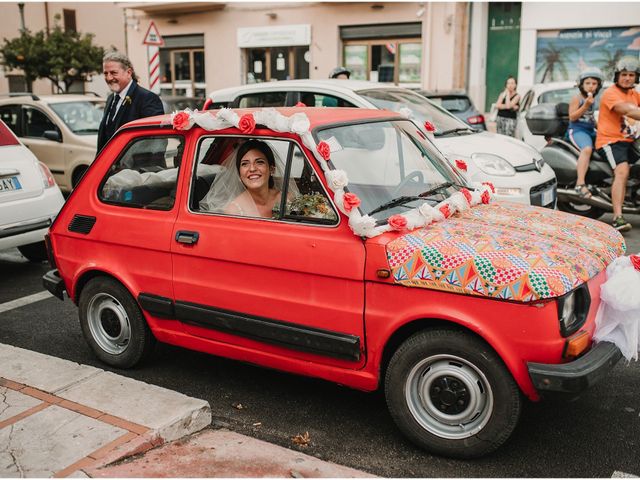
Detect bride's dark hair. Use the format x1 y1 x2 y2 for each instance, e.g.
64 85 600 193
236 140 276 188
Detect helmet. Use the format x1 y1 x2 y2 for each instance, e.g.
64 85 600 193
329 66 351 79
614 56 640 83
576 66 604 96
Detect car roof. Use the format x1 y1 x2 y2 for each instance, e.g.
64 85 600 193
125 107 402 131
417 89 468 97
209 79 407 100
0 94 104 104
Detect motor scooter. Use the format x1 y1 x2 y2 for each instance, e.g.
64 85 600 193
526 102 640 219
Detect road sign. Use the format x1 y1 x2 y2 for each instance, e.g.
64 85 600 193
143 21 164 46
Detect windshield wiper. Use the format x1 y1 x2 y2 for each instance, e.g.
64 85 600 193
368 195 422 216
434 127 475 137
417 182 455 198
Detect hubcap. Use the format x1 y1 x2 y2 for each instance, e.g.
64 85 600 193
405 354 493 440
87 293 131 355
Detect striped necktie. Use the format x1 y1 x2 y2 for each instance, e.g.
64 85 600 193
108 95 121 124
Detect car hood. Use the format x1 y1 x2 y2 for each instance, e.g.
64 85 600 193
434 131 540 167
384 202 625 302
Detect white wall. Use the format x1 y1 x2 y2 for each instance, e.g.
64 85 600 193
518 2 640 89
467 2 488 113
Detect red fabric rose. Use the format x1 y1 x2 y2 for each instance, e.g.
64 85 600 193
238 114 256 134
482 182 496 193
481 190 491 204
424 121 435 132
172 111 191 130
388 214 408 231
295 101 306 107
439 204 452 218
317 141 331 160
455 159 468 172
343 193 361 213
460 188 472 204
630 254 640 272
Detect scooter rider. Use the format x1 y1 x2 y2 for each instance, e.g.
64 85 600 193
568 67 604 200
596 56 640 232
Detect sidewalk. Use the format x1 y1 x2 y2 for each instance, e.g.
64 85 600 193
0 343 373 478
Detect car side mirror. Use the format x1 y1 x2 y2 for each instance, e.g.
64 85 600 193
43 130 61 142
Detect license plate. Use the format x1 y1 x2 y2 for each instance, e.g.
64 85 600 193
541 187 555 206
0 176 22 192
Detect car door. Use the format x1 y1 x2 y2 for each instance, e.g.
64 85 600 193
20 106 67 184
171 133 366 369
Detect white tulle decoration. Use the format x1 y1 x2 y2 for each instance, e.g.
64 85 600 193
216 108 240 127
449 191 470 212
594 255 640 361
289 113 311 134
349 213 378 238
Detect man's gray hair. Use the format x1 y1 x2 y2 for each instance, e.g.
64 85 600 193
103 50 139 82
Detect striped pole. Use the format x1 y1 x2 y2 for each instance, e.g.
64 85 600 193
148 45 160 94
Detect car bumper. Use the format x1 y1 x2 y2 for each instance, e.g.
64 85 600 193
527 341 621 395
43 269 65 300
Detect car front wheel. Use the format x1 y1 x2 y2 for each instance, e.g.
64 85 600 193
385 329 521 458
78 276 155 368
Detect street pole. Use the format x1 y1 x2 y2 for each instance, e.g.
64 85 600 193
17 3 25 32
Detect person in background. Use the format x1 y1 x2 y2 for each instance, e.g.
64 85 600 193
329 67 351 80
568 67 604 199
495 76 520 137
98 50 164 152
596 56 640 232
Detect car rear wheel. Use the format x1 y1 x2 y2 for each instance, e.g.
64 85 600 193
18 241 48 262
78 277 155 368
385 329 521 458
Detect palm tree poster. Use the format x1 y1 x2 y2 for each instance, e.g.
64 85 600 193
535 26 640 83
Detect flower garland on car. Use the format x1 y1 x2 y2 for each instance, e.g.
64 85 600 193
170 107 495 238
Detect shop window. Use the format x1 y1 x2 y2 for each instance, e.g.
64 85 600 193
245 47 310 83
159 35 205 98
343 39 422 86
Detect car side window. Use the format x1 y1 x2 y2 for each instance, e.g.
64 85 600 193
0 105 20 135
521 91 533 112
193 136 337 225
299 92 356 108
238 92 287 108
23 107 58 138
99 135 184 210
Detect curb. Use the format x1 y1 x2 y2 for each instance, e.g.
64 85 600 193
0 343 211 477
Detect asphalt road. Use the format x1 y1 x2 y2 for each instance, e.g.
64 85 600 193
1 215 640 477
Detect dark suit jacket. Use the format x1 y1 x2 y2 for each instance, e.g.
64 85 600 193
97 81 164 152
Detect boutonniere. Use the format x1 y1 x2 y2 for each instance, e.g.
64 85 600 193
123 96 132 106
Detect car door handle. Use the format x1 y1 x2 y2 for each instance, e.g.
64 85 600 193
175 230 199 245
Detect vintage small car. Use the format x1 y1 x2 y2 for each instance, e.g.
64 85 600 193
43 107 625 458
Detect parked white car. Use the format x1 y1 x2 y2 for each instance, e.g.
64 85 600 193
209 80 557 208
0 94 104 192
0 119 65 261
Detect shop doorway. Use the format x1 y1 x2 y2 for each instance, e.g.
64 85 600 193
245 46 309 83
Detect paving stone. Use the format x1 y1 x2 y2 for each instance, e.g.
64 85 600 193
0 388 41 423
0 405 126 477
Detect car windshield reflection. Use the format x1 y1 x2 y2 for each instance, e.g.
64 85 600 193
50 101 104 135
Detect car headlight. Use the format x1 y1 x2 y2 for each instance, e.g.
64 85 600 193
471 153 516 177
556 284 590 337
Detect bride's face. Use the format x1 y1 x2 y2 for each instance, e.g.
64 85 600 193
238 149 271 191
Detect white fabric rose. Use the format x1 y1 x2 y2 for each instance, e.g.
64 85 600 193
418 203 437 224
325 170 349 191
449 192 469 212
350 214 378 238
216 108 240 127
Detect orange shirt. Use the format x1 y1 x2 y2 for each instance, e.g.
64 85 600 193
596 85 640 149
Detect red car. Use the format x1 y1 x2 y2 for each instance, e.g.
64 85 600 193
43 107 624 458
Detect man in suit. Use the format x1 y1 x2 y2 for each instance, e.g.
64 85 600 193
97 51 164 152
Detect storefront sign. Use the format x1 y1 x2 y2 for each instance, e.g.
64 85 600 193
237 24 311 48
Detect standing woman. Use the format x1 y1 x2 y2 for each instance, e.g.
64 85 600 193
495 76 520 137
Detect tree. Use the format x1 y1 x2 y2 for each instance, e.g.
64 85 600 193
594 48 625 80
535 42 579 83
0 16 104 93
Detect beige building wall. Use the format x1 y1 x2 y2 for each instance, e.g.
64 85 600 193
0 2 124 96
125 2 468 93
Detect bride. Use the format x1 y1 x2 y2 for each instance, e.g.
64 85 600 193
199 139 284 218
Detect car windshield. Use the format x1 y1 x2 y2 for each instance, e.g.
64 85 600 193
538 87 605 110
356 88 468 134
316 119 464 222
50 101 104 134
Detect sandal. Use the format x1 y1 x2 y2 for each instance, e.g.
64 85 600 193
574 184 592 199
